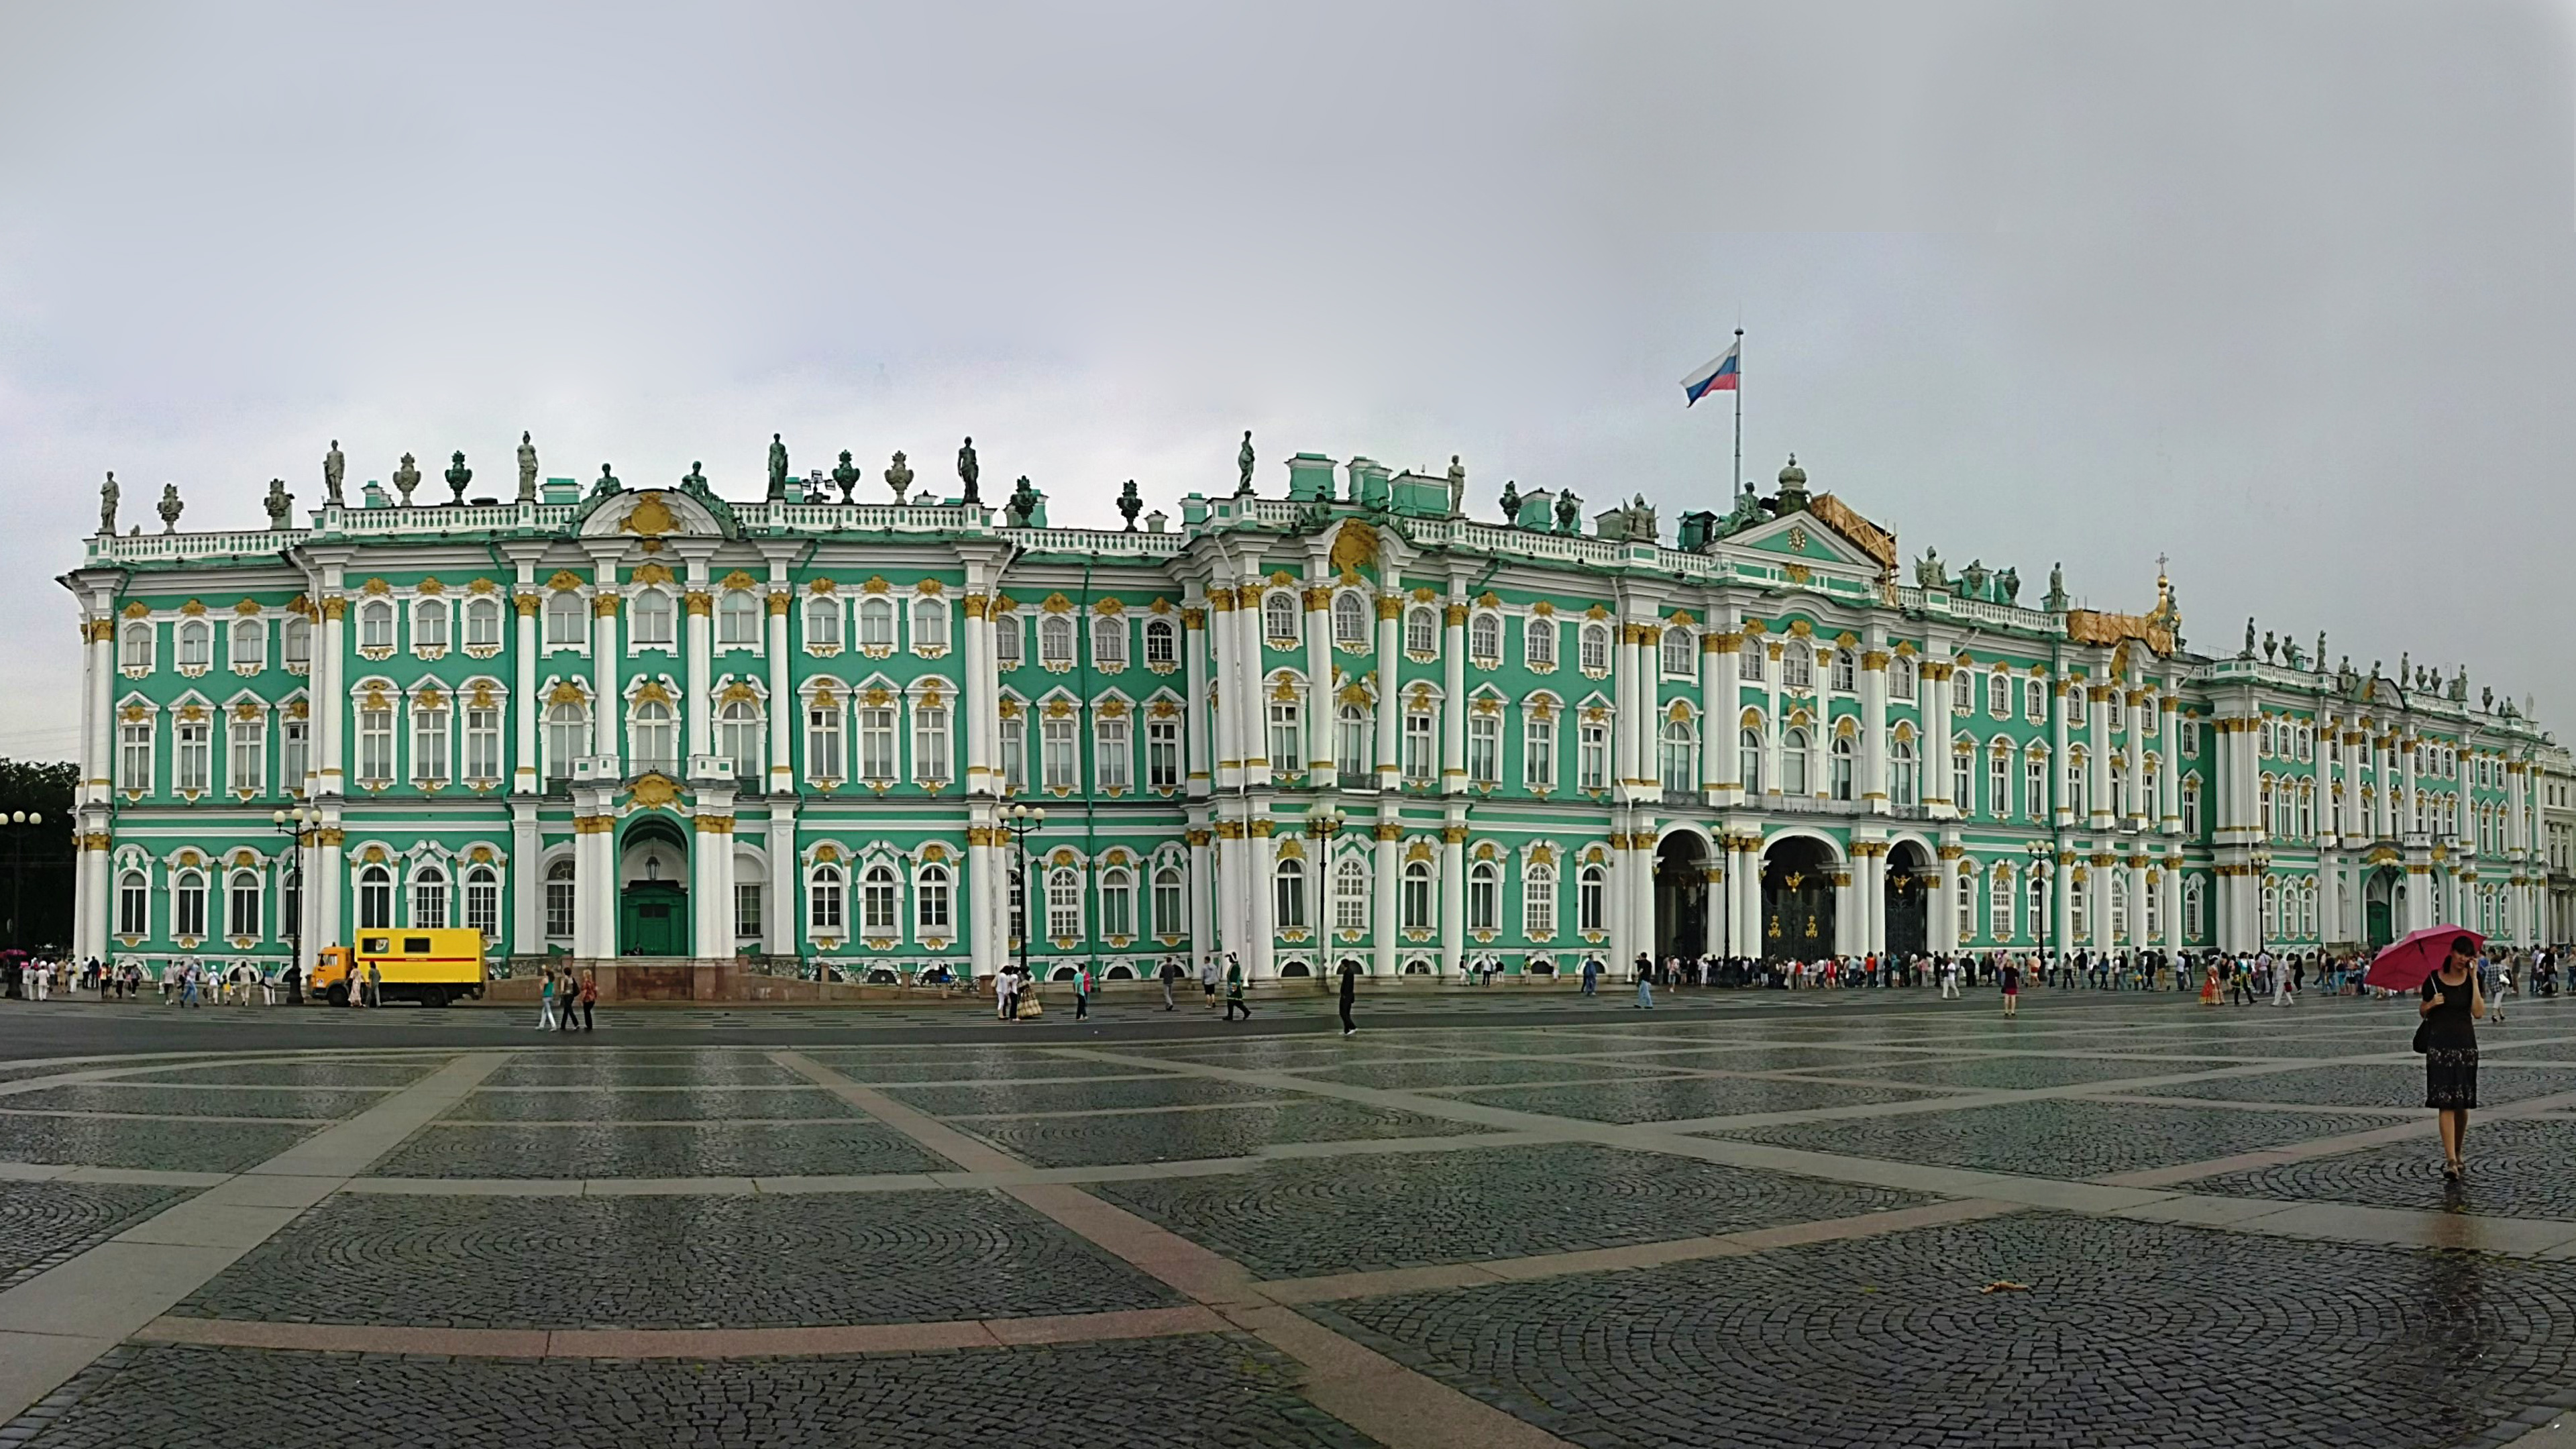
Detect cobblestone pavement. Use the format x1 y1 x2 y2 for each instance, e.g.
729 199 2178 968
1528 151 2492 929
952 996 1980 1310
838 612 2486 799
9 990 2576 1448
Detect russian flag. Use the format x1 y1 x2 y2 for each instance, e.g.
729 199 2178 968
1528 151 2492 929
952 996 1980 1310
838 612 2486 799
1680 343 1739 406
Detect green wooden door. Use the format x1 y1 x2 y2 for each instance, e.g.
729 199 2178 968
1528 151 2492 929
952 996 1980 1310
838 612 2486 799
620 882 689 956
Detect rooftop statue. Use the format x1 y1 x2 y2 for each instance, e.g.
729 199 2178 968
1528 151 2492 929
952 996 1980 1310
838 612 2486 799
1913 547 1947 590
157 482 183 533
2243 619 2257 660
1119 478 1142 531
2282 639 2304 672
392 452 421 507
2316 632 2326 674
1498 478 1521 523
766 434 790 502
2262 630 2277 663
957 437 979 504
1236 431 1256 496
1007 474 1040 527
594 463 621 497
445 451 472 504
1958 558 1990 601
832 449 861 504
1997 566 2020 604
264 478 292 529
98 470 117 536
1447 455 1466 514
682 462 708 494
517 431 539 502
1554 488 1581 533
2043 561 2068 614
323 440 345 507
885 451 914 503
2451 665 2469 702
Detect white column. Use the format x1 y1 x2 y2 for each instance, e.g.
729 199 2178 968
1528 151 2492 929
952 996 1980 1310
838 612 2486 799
590 564 621 775
1860 647 1889 812
1864 845 1887 953
1919 660 1949 815
2091 852 2114 951
2123 689 2146 830
1628 818 1657 965
317 594 347 797
1184 601 1213 796
2052 852 2074 954
1209 590 1242 790
1239 574 1271 789
1312 825 1336 959
1739 837 1764 958
2159 853 2182 950
765 805 796 957
1371 817 1398 977
2159 693 2181 831
1247 814 1277 979
1699 629 1727 796
692 799 736 958
2401 734 2420 837
2049 678 2072 826
1638 623 1666 797
1304 577 1333 784
1931 847 1960 951
765 580 794 796
572 804 606 960
967 814 996 983
1833 866 1857 955
1763 639 1785 798
1188 822 1215 967
683 571 713 765
313 811 343 955
2087 683 2114 830
1372 592 1401 790
1438 822 1464 978
962 592 994 797
1613 618 1640 796
512 592 540 794
1441 600 1468 796
509 802 540 958
2125 857 2148 951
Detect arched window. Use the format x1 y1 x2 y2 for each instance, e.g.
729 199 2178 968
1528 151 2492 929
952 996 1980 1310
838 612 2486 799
1466 709 1499 784
1273 859 1305 931
631 590 673 647
227 869 261 938
807 698 845 782
412 863 448 929
117 869 150 936
1951 665 1973 713
1578 863 1607 933
2184 877 2205 940
1142 617 1177 667
1831 651 1856 692
859 596 894 650
1990 871 2014 940
1783 728 1811 796
176 619 212 668
173 869 207 937
1660 718 1697 793
544 857 576 938
631 699 676 773
2145 875 2163 938
2027 873 2047 939
2110 873 2128 940
1333 592 1369 647
1890 654 1917 700
718 590 761 647
809 864 846 934
282 616 311 668
1525 863 1556 938
1468 612 1501 664
2027 749 2049 820
464 596 502 649
1046 865 1082 938
2260 879 2279 940
231 618 265 670
860 863 898 934
416 598 449 651
1782 642 1812 690
358 864 392 930
1741 728 1764 794
1468 860 1500 932
120 621 154 670
545 701 588 780
545 590 586 647
1091 615 1126 668
1578 623 1609 673
1405 607 1438 655
1152 865 1185 936
1832 734 1856 801
1523 615 1556 669
1660 628 1694 676
358 600 393 651
1986 672 2009 718
1401 860 1434 931
1100 861 1138 936
1039 614 1075 666
1335 704 1369 777
718 698 762 779
805 597 843 649
2025 679 2045 720
1891 735 1919 808
913 598 948 652
1265 592 1301 646
465 865 500 939
918 863 953 936
1334 858 1368 932
1960 869 1978 941
1524 708 1556 790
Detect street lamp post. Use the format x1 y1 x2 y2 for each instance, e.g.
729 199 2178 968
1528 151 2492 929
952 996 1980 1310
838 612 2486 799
3 810 42 955
1309 805 1345 983
1001 803 1047 987
2025 839 2053 978
270 807 318 1001
2251 845 2274 958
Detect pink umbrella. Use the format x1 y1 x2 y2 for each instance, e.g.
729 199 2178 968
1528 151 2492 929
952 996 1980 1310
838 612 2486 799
2364 926 2487 993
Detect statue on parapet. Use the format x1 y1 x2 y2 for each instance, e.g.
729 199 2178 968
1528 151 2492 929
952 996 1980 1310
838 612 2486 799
886 451 914 503
517 432 539 502
1554 489 1581 533
1997 567 2020 605
323 440 345 506
832 449 861 504
1007 475 1040 527
957 437 980 504
2043 561 2068 613
594 463 621 498
264 478 292 529
1447 455 1466 515
1958 559 1990 601
682 462 709 495
157 482 184 533
1498 478 1521 524
1913 547 1947 590
99 470 118 535
2282 638 2304 671
2451 665 2469 702
767 435 790 502
1236 431 1256 496
392 452 421 506
2243 619 2257 660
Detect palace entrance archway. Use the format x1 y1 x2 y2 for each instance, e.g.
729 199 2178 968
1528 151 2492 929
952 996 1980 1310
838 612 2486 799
1654 831 1713 961
1884 841 1931 960
2365 865 2402 951
619 815 691 958
1762 836 1836 961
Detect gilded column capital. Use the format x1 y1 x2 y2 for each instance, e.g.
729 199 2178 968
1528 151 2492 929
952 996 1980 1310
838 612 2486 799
1441 825 1470 845
1443 604 1468 628
683 590 713 617
1181 607 1206 631
1373 822 1403 842
767 591 793 616
962 592 990 620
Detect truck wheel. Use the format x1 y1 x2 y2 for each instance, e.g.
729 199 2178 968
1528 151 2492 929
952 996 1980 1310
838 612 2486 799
427 988 451 1008
325 984 347 1008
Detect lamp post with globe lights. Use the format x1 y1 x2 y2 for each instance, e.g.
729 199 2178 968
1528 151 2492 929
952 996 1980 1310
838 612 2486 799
1002 803 1047 986
270 806 321 999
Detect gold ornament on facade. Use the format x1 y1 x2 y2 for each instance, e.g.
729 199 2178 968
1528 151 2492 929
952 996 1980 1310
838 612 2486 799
683 590 712 616
1442 604 1468 627
693 814 735 834
631 562 674 586
513 593 542 617
360 578 392 596
545 681 587 706
592 593 620 617
618 492 682 539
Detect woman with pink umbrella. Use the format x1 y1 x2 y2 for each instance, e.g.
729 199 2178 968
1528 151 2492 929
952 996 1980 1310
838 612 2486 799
2373 927 2487 1181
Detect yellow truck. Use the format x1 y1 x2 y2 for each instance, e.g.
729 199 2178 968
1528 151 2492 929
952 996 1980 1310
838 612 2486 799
312 929 488 1007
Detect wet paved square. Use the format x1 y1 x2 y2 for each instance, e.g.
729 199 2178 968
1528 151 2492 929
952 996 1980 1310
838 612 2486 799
6 989 2575 1448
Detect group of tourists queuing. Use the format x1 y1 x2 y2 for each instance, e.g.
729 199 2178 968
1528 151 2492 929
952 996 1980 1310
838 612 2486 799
0 955 305 1008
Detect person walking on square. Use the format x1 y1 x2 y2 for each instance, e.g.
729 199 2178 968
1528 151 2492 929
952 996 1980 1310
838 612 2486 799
1200 953 1220 1008
1999 957 2021 1017
2420 936 2484 1180
1160 958 1180 1011
1580 953 1600 997
1224 955 1250 1021
2271 951 2296 1008
1073 961 1091 1021
576 970 596 1031
995 965 1016 1022
1634 961 1656 1010
538 971 558 1030
1940 957 1960 1000
556 968 580 1032
364 961 383 1008
1338 958 1358 1036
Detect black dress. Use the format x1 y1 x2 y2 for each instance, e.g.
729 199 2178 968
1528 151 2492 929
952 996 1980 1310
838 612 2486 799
2420 971 2479 1110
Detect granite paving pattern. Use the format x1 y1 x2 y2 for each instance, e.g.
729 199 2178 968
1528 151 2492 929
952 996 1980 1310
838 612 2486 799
2131 1063 2576 1110
1312 1212 2576 1448
1093 1142 1934 1276
0 1179 197 1289
1448 1073 1930 1122
7 1338 1379 1448
1715 1096 2412 1176
175 1191 1181 1328
366 1121 947 1179
959 1101 1495 1168
0 1115 316 1172
883 1075 1286 1117
1825 1053 2237 1089
480 1057 812 1088
112 1060 445 1087
2194 1117 2576 1220
441 1087 861 1122
0 1085 388 1120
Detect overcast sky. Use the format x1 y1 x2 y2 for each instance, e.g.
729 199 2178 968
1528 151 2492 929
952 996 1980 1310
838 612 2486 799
3 2 2571 759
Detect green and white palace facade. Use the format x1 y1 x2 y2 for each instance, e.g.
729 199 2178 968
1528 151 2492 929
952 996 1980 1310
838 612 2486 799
57 447 2569 983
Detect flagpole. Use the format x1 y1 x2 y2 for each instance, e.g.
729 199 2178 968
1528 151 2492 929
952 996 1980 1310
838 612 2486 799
1732 327 1744 494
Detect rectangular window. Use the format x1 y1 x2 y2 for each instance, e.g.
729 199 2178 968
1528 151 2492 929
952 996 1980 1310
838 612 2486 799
1525 871 1555 938
1266 701 1299 774
359 708 394 785
1578 722 1607 791
545 875 576 938
1467 713 1500 786
1096 715 1132 790
993 615 1022 667
1401 712 1435 784
1042 716 1079 790
1525 714 1556 790
229 719 265 795
1988 673 2010 718
1000 715 1027 792
413 708 449 783
1047 871 1081 939
807 706 844 782
1739 645 1762 682
174 877 207 937
1332 708 1365 779
2027 755 2046 820
918 871 952 933
466 707 502 782
735 883 763 938
912 704 950 784
1525 619 1556 670
174 720 211 793
1990 753 2009 820
1155 869 1185 936
233 623 266 671
280 719 308 792
858 706 896 783
228 877 261 938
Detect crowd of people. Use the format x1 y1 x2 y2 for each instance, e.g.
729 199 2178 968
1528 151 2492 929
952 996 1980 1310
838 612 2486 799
1 955 307 1006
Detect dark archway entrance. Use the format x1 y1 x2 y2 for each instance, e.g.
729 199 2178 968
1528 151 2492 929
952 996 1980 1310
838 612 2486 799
1884 841 1931 960
2364 865 2401 951
1654 832 1713 961
619 815 691 957
1762 836 1836 961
